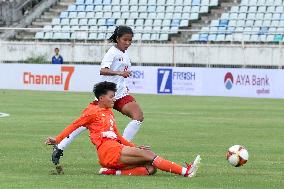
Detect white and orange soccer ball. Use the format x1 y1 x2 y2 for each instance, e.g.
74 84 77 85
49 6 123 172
226 145 249 167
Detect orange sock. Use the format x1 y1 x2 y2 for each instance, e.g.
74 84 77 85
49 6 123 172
117 167 149 176
152 156 186 176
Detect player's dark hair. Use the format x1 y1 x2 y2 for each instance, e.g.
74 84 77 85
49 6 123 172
108 25 133 43
93 81 117 99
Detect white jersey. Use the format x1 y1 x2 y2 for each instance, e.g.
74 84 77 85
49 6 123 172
100 46 131 100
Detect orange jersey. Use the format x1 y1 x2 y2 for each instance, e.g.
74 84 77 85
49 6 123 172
55 102 135 148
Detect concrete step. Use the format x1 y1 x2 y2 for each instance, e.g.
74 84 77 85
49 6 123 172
211 8 226 15
191 23 207 28
35 18 52 22
221 2 238 7
43 11 58 17
61 0 76 3
32 21 51 27
58 1 73 6
20 30 37 35
201 15 220 22
49 8 65 14
15 34 35 40
41 14 55 19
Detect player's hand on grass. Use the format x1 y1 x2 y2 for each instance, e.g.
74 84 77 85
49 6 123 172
138 145 151 151
119 71 131 78
101 131 117 139
45 137 57 145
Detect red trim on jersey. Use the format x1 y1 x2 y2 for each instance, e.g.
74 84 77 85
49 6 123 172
114 95 136 112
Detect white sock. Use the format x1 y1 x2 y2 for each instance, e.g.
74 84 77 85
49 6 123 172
181 167 187 176
57 126 87 150
122 120 142 141
115 170 121 175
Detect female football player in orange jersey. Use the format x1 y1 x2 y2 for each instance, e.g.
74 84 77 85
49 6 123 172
46 82 201 177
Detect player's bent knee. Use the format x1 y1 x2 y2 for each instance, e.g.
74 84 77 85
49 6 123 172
142 150 156 161
132 113 144 122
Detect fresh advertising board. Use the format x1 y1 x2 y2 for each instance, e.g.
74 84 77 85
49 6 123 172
0 64 283 98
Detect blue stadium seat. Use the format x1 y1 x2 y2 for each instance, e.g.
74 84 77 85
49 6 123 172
44 32 53 39
85 0 93 4
141 33 151 40
192 0 201 6
97 33 106 40
103 5 112 12
180 20 189 27
103 12 112 18
130 12 139 19
77 5 85 11
153 19 162 26
79 18 88 25
78 12 86 18
208 34 217 41
159 33 168 41
162 19 171 27
75 0 85 5
183 6 191 12
52 18 60 25
35 32 44 39
61 18 70 25
121 0 129 5
199 33 208 41
171 19 180 27
219 19 229 27
69 12 77 18
60 12 68 18
170 26 178 33
151 33 159 40
147 5 156 12
68 5 76 12
94 0 102 5
106 18 115 26
103 0 111 4
85 5 94 11
166 0 175 5
148 0 156 5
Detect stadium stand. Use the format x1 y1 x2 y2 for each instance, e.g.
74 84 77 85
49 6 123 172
191 0 284 42
35 0 220 41
0 0 43 26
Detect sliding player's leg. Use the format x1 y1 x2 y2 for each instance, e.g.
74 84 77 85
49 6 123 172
120 146 191 176
99 145 201 177
52 126 87 165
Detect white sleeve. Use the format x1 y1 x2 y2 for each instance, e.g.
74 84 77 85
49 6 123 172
101 49 115 69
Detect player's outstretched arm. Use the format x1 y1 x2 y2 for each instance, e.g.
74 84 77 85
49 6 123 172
45 114 92 145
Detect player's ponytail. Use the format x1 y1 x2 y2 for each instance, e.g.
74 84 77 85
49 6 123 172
108 26 134 43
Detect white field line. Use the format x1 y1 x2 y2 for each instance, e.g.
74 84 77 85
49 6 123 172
0 112 10 118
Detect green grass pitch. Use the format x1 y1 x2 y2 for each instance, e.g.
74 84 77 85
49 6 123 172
0 90 283 189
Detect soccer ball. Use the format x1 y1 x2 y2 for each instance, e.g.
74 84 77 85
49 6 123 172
226 145 249 167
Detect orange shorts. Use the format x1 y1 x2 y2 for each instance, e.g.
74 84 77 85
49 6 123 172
97 140 126 169
114 95 136 112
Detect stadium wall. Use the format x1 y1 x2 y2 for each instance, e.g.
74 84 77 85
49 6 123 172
0 41 284 67
0 63 283 99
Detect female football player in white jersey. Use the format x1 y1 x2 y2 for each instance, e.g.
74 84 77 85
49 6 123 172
51 26 144 166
